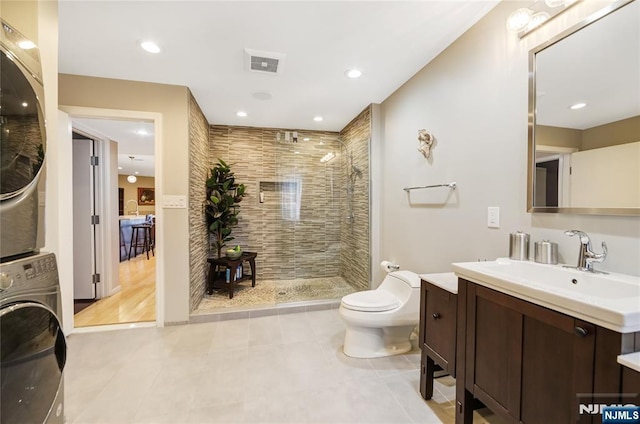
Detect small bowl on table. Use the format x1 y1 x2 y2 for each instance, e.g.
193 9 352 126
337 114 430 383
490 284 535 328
225 249 243 260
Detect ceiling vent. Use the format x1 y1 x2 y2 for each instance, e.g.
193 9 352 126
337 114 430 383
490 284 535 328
244 48 286 75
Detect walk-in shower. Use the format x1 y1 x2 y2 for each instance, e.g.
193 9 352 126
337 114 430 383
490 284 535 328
195 124 371 314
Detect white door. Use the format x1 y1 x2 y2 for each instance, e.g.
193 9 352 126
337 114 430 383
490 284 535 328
72 137 97 299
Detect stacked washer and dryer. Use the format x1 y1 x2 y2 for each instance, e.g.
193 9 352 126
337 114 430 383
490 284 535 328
0 19 66 424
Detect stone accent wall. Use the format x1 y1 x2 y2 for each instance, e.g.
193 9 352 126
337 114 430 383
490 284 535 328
339 106 371 291
209 126 348 280
188 92 210 312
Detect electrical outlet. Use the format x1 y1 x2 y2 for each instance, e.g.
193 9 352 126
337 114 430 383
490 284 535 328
487 207 500 228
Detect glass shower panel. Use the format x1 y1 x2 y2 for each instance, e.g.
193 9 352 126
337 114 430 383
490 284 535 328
271 133 343 281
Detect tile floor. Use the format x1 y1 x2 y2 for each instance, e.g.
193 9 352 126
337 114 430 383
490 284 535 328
64 308 499 424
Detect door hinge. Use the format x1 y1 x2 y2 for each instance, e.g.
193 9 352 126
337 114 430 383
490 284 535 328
92 273 101 284
569 166 572 175
90 156 99 166
91 215 100 225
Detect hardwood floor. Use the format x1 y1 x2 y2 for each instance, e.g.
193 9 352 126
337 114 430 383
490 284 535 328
74 254 156 327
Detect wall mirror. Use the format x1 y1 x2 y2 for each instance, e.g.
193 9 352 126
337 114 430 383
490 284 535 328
527 0 639 215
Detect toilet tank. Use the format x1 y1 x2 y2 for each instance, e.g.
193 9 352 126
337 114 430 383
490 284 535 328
378 271 420 303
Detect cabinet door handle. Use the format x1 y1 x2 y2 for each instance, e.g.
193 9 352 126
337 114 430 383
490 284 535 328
432 313 440 320
574 326 589 337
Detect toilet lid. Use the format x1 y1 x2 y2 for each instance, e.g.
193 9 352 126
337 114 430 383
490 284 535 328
341 291 400 312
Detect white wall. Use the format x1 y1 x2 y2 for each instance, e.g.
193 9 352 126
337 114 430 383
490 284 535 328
378 0 640 277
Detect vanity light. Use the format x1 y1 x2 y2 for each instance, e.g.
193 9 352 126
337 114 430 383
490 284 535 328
140 41 161 54
545 0 567 7
528 12 551 30
313 116 323 122
17 40 36 50
507 8 533 32
508 0 581 36
236 111 247 117
570 102 587 110
345 69 362 79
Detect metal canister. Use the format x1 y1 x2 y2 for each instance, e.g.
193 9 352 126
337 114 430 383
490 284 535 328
509 231 530 261
534 240 558 264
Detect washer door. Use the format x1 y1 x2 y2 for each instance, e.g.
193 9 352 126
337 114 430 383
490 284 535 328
0 49 46 199
1 302 66 424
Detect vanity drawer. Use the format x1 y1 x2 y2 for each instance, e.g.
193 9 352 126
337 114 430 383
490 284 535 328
423 281 457 375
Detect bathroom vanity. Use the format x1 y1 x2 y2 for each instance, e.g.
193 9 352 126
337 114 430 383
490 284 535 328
418 273 458 400
452 259 640 424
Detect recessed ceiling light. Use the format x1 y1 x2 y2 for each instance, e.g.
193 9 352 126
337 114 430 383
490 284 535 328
118 166 123 170
303 138 310 142
134 171 140 175
18 40 36 50
21 102 28 107
140 41 161 54
313 116 323 122
136 129 149 136
569 102 587 110
345 69 362 79
294 151 300 154
236 111 247 117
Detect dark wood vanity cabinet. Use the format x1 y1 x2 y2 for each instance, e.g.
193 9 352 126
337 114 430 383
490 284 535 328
622 367 640 393
456 278 637 424
419 279 457 400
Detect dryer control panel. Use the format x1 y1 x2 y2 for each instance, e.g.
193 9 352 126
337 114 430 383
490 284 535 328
0 252 59 296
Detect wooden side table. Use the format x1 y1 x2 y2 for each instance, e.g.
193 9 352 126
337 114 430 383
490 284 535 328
206 252 257 299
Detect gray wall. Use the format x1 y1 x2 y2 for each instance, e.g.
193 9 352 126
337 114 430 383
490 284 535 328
377 0 640 277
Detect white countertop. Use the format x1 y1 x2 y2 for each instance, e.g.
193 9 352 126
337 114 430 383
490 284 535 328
119 215 146 221
618 352 640 373
419 272 458 294
453 258 640 334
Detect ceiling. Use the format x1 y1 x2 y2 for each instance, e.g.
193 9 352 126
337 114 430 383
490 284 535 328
58 1 499 174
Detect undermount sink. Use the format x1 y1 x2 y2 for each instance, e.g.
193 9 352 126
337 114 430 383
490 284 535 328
452 258 640 333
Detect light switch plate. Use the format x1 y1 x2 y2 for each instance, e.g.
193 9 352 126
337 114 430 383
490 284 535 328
488 207 500 228
163 195 187 209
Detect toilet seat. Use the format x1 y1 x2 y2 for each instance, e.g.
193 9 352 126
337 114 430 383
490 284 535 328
341 290 399 312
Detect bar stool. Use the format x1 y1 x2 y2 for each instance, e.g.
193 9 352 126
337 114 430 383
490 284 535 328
128 221 154 260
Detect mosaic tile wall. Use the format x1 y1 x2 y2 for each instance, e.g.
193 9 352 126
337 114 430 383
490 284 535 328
209 125 368 282
187 92 210 312
339 106 371 291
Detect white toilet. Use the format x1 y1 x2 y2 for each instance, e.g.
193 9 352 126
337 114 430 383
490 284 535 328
339 270 421 358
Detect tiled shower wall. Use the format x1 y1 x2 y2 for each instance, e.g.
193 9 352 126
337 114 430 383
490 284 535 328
188 92 210 312
209 124 370 283
339 106 371 291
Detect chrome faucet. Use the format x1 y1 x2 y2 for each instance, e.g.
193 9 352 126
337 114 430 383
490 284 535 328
126 199 139 216
564 230 607 273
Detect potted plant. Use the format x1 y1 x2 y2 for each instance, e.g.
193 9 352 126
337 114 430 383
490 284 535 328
205 159 246 258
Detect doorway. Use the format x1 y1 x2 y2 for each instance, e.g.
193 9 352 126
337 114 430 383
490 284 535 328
59 107 164 331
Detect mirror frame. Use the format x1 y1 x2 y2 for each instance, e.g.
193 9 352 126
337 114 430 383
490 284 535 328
527 0 639 216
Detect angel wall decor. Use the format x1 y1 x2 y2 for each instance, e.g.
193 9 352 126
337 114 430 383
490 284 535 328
417 129 435 159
